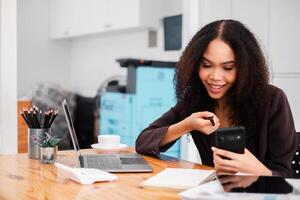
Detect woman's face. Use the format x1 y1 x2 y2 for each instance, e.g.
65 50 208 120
199 38 237 102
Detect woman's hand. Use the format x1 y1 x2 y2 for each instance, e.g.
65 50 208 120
184 111 220 134
212 147 272 176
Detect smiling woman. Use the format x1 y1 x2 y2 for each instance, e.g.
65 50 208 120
135 19 297 178
199 39 237 107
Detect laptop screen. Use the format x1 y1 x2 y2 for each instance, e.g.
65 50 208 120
62 99 81 166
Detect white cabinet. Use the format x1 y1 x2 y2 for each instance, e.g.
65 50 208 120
49 0 165 39
49 0 108 38
49 0 75 38
269 0 300 73
106 0 139 30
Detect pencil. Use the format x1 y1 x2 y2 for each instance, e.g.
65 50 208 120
20 111 30 127
48 110 58 128
23 108 32 128
47 109 53 128
20 106 59 129
33 111 40 128
28 109 36 128
43 111 49 129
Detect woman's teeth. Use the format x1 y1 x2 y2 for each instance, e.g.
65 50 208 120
209 84 224 89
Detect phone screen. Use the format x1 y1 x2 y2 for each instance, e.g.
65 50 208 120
217 174 293 194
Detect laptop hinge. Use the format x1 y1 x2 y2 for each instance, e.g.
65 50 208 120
79 156 84 168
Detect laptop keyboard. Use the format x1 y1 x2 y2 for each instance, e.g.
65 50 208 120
83 154 122 169
120 157 147 165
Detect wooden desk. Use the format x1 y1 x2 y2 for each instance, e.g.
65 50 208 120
0 149 212 200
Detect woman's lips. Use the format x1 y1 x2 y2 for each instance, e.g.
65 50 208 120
207 83 225 94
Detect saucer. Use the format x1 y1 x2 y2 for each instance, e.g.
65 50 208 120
91 143 128 153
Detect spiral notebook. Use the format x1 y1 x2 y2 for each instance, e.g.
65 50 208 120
141 168 215 190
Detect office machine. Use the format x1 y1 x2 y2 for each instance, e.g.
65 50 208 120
100 58 180 158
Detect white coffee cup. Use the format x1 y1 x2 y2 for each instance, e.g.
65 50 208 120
97 135 120 148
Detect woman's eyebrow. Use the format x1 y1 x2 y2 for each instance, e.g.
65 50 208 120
202 57 211 63
202 57 235 65
222 61 236 65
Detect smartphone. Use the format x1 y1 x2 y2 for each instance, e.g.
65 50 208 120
217 174 294 194
214 126 245 154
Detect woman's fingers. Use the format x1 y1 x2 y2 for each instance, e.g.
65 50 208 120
214 152 239 168
206 125 219 134
213 152 240 173
212 147 241 160
193 111 214 118
193 112 219 125
187 111 221 134
213 147 271 176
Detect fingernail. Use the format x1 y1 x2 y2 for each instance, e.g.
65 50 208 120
211 147 216 151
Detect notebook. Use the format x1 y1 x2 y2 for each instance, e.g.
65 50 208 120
62 99 152 173
141 168 215 190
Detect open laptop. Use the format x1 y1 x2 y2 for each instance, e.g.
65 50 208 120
62 99 152 173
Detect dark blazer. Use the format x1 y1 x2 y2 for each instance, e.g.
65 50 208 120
135 85 297 177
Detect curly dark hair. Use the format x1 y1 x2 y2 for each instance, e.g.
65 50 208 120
175 19 270 139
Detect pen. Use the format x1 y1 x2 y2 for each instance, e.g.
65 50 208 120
204 116 215 126
209 116 215 126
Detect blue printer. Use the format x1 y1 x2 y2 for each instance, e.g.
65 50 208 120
100 59 180 158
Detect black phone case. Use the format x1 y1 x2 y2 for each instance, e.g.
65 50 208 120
214 127 245 154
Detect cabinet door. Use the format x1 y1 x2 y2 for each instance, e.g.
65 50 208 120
50 0 107 38
107 0 139 30
88 0 108 33
71 0 106 36
49 0 75 38
49 0 153 38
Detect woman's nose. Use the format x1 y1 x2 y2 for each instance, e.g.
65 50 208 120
209 68 222 80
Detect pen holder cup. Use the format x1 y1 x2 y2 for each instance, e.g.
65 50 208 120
28 128 49 159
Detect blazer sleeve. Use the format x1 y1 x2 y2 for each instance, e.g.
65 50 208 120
135 103 182 155
266 88 297 177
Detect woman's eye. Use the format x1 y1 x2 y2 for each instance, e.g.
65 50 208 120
202 64 211 68
224 66 234 71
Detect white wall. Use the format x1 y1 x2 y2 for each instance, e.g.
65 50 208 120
69 30 182 96
269 0 300 130
69 0 182 97
0 0 18 154
17 0 71 97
